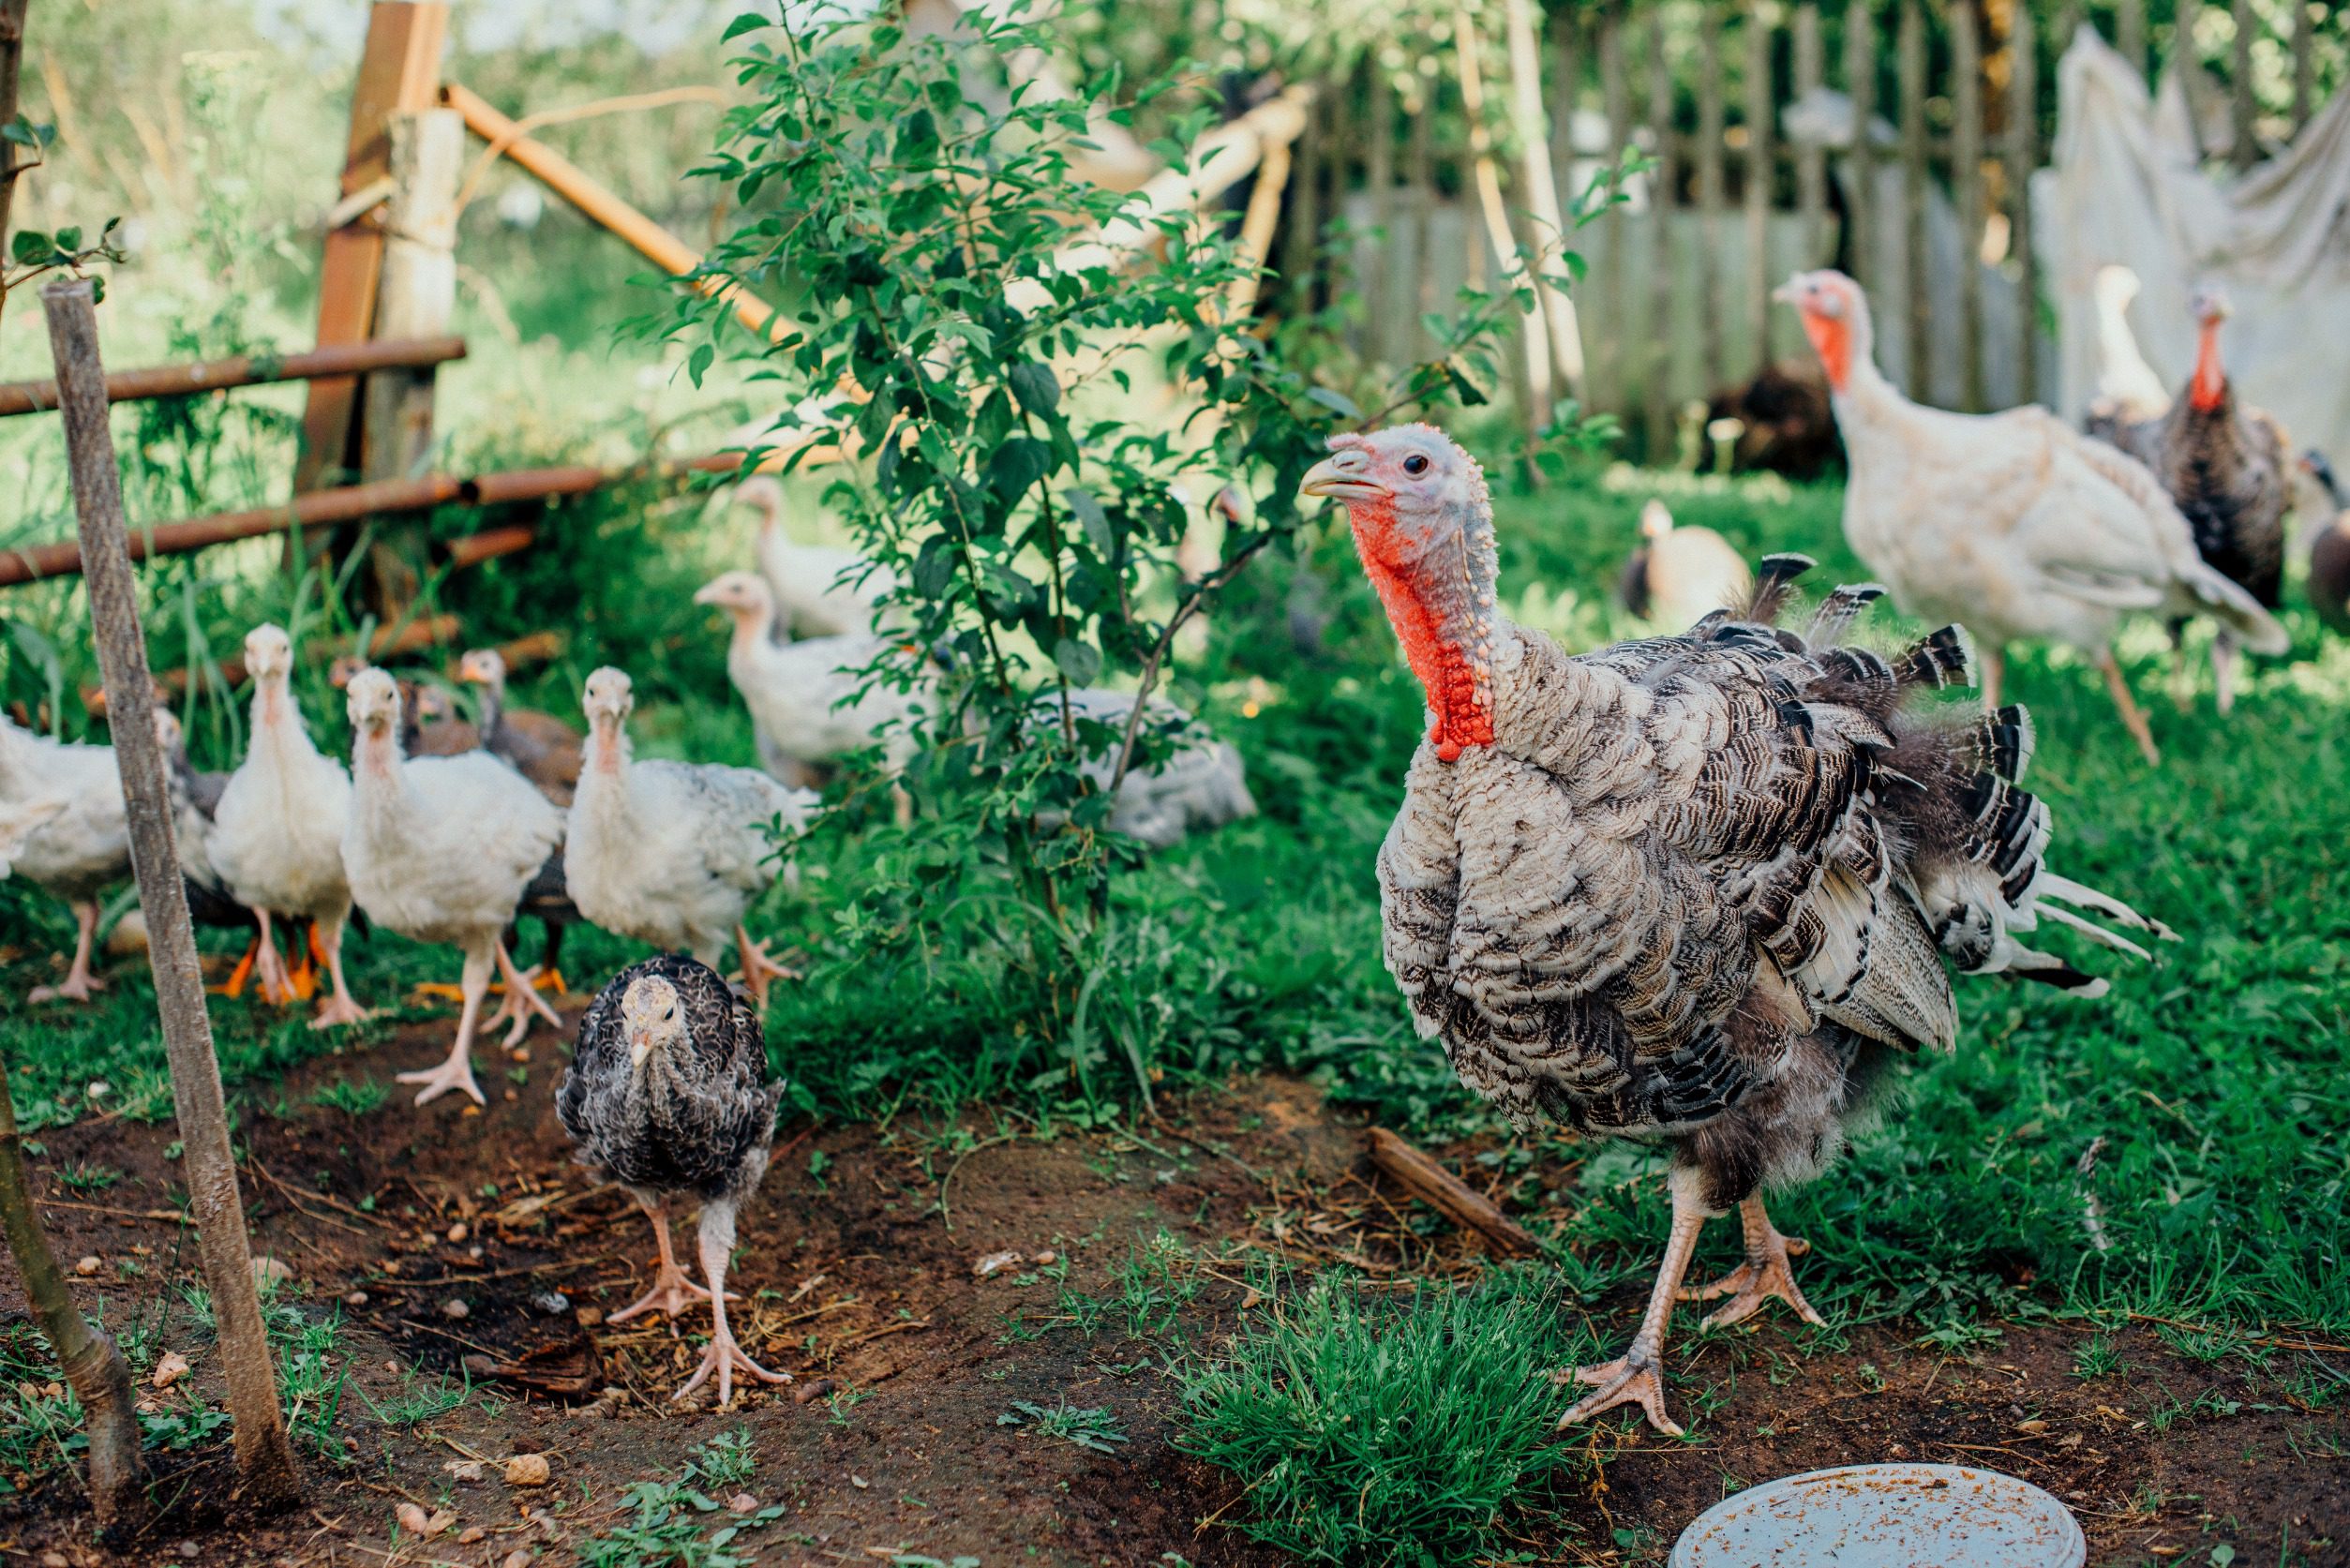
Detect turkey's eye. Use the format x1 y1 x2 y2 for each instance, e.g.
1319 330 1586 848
1402 455 1429 476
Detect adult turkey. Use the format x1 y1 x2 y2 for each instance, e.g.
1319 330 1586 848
558 955 787 1406
2094 287 2290 714
1304 424 2168 1435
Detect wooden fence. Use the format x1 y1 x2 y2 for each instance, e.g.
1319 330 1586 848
1286 1 2342 457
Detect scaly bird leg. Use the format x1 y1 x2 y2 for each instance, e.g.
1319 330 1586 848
731 922 799 1008
1676 1193 1827 1330
208 933 262 998
30 901 106 1005
396 945 490 1106
674 1200 788 1408
486 940 563 1047
2098 648 2162 767
308 913 371 1030
1555 1181 1710 1438
249 907 292 1006
284 920 319 1002
608 1196 714 1326
2210 631 2241 718
1979 640 2005 712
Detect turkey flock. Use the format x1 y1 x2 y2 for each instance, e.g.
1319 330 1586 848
0 261 2338 1421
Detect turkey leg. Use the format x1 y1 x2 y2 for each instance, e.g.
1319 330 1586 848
607 1195 713 1325
1979 641 2005 711
484 940 563 1047
1555 1185 1707 1437
308 911 371 1030
732 922 799 1007
29 901 106 1004
1676 1194 1826 1329
673 1199 789 1408
2096 649 2162 766
397 944 490 1107
2209 632 2242 717
249 907 293 1006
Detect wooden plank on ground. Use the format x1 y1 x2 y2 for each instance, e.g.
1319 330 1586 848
1367 1128 1539 1256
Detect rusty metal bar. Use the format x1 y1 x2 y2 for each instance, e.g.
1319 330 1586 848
0 336 467 418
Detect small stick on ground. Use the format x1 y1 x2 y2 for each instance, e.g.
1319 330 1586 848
1366 1127 1540 1257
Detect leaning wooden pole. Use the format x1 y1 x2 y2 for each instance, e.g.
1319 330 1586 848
1453 8 1551 452
1499 0 1587 400
41 277 304 1508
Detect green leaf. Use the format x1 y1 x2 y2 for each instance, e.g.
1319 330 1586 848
1307 385 1363 421
10 230 50 264
687 343 714 388
1062 487 1115 556
1051 636 1100 686
52 226 79 255
721 10 770 40
1008 361 1061 418
986 437 1052 500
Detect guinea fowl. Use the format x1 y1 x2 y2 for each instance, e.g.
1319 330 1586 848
559 955 788 1405
0 714 128 1003
1778 269 2287 765
2082 264 2172 443
457 648 583 805
739 476 903 638
1304 425 2169 1435
566 666 815 1007
2095 287 2290 715
342 668 566 1105
2299 451 2350 635
1618 500 1751 630
208 625 368 1026
696 571 925 783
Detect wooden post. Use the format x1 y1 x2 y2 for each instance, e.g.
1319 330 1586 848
358 107 463 619
1280 82 1323 309
1601 5 1633 416
1953 0 1984 411
1846 0 1877 290
1744 0 1775 372
2116 0 2144 80
1502 0 1587 400
1407 68 1437 361
42 278 303 1508
295 1 448 494
1697 5 1728 391
2291 0 2313 134
2007 0 2039 403
0 8 147 1538
1795 2 1827 266
1550 4 1578 209
1365 65 1396 364
1645 7 1679 459
1898 0 1929 399
2229 0 2257 171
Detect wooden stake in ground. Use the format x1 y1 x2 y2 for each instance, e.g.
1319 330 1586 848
40 277 304 1508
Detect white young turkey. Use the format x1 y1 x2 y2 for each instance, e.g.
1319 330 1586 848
1777 268 2287 765
1053 688 1257 849
1618 499 1751 631
565 666 816 1006
342 668 566 1105
1304 424 2169 1436
558 954 787 1405
0 715 128 1003
738 476 904 638
457 648 583 805
207 625 368 1026
155 709 276 994
695 571 926 783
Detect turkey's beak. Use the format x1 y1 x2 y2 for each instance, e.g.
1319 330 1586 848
1301 453 1384 503
1770 277 1807 307
691 581 727 608
627 1027 654 1071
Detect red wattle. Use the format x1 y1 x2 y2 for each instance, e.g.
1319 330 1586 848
2189 320 2227 412
1348 501 1493 761
1801 312 1852 391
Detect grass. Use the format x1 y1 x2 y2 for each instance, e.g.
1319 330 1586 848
996 1399 1130 1455
1175 1265 1588 1565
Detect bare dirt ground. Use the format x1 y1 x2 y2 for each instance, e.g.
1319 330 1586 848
3 1007 2343 1567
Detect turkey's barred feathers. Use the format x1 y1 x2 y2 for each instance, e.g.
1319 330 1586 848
1806 583 1888 647
1894 625 1977 690
1817 647 1897 692
1744 554 1818 624
1971 706 2036 782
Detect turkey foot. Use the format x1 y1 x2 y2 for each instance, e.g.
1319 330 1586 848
397 1046 483 1108
208 934 263 998
609 1197 718 1326
310 993 372 1030
2098 649 2162 766
673 1202 788 1409
29 903 105 1004
485 944 563 1046
1554 1351 1682 1438
250 909 294 1005
309 918 371 1030
731 923 799 1007
1678 1197 1826 1330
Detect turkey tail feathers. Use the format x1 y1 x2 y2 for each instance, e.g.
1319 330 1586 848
2180 558 2292 655
1744 554 1818 625
1806 583 1888 647
1894 625 1977 691
1971 705 2035 782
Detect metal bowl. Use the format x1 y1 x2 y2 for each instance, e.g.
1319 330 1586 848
1669 1462 2087 1568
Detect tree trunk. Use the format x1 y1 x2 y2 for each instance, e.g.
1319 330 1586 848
1500 0 1584 399
1452 7 1550 453
39 278 304 1510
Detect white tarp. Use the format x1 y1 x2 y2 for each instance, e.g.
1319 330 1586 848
2041 26 2350 461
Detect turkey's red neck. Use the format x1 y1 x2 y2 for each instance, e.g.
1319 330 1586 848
1347 498 1494 762
1800 310 1853 392
2189 317 2228 412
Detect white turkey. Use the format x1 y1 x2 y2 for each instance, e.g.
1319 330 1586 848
1618 499 1751 631
0 714 128 1003
1777 268 2287 765
1304 424 2168 1436
2082 263 2172 441
558 954 787 1405
155 709 274 994
566 666 815 1006
207 625 368 1026
695 571 926 783
341 668 565 1105
738 476 903 638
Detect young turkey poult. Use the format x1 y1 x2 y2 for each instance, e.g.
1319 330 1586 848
1618 499 1751 630
1776 269 2287 765
566 667 815 1006
207 625 368 1026
559 954 788 1405
738 476 904 638
0 714 128 1003
1304 425 2170 1435
695 571 926 784
457 648 583 804
342 668 565 1105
